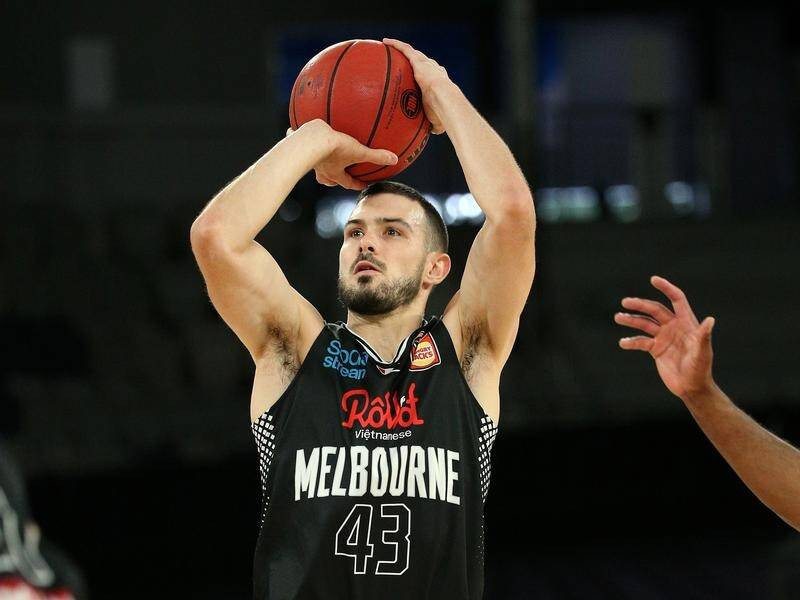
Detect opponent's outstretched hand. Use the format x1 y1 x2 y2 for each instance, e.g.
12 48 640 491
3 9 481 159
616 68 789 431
382 38 450 135
286 120 397 190
615 276 716 401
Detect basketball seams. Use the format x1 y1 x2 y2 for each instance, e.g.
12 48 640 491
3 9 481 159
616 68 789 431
326 41 357 125
289 81 298 130
365 44 392 148
355 116 430 179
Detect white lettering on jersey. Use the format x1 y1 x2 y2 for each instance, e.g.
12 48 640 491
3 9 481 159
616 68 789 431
331 448 348 496
349 447 369 496
295 445 460 506
295 448 320 500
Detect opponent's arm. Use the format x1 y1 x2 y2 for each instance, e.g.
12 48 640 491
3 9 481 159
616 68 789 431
615 276 800 531
384 39 536 365
190 119 397 361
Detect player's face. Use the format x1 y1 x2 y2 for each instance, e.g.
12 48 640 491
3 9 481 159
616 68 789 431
337 194 429 315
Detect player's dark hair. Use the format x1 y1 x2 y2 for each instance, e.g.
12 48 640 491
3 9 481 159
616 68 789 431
356 181 449 253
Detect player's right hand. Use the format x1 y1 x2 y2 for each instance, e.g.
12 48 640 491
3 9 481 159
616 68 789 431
614 276 717 402
286 120 398 191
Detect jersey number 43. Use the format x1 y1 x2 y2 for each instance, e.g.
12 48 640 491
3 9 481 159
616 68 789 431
334 503 411 575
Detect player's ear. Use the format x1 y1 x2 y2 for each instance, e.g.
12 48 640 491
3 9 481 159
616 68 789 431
426 252 451 285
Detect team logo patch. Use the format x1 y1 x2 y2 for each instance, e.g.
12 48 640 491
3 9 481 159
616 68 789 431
401 89 422 118
340 383 424 430
322 339 368 380
410 332 440 371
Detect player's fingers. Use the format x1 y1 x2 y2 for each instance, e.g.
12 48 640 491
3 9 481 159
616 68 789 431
382 38 412 56
620 297 674 324
614 312 660 337
650 275 697 321
618 336 655 352
315 172 337 187
429 122 445 135
383 38 428 62
359 147 398 166
334 172 367 191
383 38 413 52
286 127 295 137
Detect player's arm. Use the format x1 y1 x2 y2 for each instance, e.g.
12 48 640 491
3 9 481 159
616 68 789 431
615 276 800 531
383 39 536 366
190 119 398 361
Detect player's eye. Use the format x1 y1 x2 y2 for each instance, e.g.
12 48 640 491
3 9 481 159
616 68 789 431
348 229 363 238
386 228 400 236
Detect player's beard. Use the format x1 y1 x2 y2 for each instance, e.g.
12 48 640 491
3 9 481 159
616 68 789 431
338 257 426 316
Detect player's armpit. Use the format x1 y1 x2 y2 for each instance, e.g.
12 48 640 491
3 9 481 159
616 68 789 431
450 200 535 364
190 224 323 362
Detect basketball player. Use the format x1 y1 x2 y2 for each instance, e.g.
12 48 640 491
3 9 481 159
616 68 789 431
615 275 800 531
190 38 536 599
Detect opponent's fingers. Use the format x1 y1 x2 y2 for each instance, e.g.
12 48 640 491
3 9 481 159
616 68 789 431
614 312 660 337
650 275 697 321
620 297 674 324
618 335 655 352
699 316 715 342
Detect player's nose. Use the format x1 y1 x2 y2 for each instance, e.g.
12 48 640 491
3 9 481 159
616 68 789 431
358 233 377 253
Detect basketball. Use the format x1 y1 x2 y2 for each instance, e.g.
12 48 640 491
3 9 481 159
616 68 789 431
289 39 432 182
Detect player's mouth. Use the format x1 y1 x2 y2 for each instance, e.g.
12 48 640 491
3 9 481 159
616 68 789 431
354 261 381 275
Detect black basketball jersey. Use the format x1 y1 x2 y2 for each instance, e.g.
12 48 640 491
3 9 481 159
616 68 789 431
251 315 498 600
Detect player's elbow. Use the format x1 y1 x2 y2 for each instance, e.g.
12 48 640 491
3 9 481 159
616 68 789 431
496 191 536 239
488 185 535 226
190 215 229 259
506 190 535 223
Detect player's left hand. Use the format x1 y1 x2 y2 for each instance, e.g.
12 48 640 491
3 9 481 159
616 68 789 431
614 276 717 402
382 38 449 135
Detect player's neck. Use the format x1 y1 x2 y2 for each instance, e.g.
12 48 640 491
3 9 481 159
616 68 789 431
345 306 426 363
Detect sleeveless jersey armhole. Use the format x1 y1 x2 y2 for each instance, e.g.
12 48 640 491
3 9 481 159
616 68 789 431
251 321 331 525
435 316 498 429
434 316 499 504
251 321 329 425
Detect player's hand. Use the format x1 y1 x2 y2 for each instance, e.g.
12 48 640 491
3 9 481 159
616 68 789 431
286 121 397 191
382 38 449 135
614 276 717 402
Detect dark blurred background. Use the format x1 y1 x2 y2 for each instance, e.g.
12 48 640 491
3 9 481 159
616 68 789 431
2 0 800 598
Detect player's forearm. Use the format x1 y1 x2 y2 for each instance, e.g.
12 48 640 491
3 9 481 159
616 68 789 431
427 82 534 222
685 385 800 531
191 119 333 252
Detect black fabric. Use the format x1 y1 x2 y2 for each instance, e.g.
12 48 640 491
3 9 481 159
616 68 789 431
251 315 497 600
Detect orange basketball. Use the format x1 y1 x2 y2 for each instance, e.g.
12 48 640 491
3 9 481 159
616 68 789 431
289 39 432 182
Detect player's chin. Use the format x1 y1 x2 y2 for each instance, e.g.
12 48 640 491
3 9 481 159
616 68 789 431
355 272 380 283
